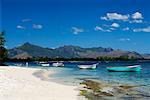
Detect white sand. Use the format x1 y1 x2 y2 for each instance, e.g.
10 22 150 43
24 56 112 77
0 66 79 100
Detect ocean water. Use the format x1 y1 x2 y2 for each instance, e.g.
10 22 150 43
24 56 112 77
7 61 150 92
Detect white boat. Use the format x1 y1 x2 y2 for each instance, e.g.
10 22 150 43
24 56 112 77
78 63 98 69
41 63 50 67
52 62 64 67
39 62 50 67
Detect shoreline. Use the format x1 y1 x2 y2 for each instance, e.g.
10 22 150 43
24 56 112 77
0 66 150 100
32 67 150 99
0 66 79 100
79 79 150 99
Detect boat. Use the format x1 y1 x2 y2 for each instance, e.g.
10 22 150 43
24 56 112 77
107 65 141 72
52 62 64 67
15 63 23 67
41 63 50 67
78 63 98 69
39 62 50 67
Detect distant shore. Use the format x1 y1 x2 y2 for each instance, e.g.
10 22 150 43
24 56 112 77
0 66 79 100
5 59 150 63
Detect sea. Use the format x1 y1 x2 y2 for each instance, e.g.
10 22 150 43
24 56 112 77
6 61 150 93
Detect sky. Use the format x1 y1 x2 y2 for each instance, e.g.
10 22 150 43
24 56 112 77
1 0 150 53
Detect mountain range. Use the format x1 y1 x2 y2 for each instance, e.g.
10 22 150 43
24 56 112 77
8 42 149 59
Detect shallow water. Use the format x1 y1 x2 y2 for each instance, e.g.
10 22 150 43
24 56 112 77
7 61 150 93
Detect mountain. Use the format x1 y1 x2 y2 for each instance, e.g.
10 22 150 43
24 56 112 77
9 42 55 58
142 54 150 59
8 42 144 59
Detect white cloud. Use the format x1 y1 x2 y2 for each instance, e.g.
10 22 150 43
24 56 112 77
72 27 84 34
99 12 149 32
95 26 103 31
22 19 32 22
17 25 26 29
101 12 145 24
119 38 131 42
94 26 111 32
130 12 144 23
133 26 150 32
122 27 129 31
130 20 143 23
132 12 143 19
100 17 108 20
33 24 43 29
109 27 116 30
101 13 129 21
111 23 120 28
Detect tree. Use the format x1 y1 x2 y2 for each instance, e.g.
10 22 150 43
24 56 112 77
0 32 7 65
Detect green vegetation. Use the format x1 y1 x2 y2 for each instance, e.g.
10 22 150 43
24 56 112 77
6 55 142 62
0 31 7 65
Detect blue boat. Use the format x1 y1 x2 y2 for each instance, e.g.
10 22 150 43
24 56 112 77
107 65 141 72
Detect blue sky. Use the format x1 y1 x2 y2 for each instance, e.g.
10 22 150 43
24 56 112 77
1 0 150 53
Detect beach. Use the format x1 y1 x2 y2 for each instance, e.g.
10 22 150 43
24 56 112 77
0 63 150 100
0 66 79 100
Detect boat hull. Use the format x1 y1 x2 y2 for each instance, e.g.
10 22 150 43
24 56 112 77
52 63 64 67
107 65 141 72
78 64 97 69
41 64 50 67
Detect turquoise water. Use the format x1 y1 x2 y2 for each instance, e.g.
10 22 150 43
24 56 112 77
7 61 150 93
50 62 150 86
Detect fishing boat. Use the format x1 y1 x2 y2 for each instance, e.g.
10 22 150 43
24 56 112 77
52 62 64 67
107 65 141 72
39 62 50 67
78 63 98 69
15 63 23 67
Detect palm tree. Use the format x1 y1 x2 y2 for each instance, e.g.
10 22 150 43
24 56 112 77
0 31 7 66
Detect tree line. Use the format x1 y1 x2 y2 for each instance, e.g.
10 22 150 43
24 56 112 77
0 32 8 65
5 56 145 62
